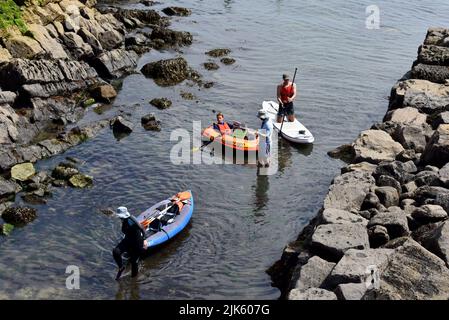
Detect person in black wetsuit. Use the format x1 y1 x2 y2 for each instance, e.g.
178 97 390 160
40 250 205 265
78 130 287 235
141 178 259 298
113 207 146 280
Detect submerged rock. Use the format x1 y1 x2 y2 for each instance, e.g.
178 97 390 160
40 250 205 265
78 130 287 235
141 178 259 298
150 98 172 109
180 91 196 100
69 174 93 188
203 62 219 71
1 207 37 225
220 57 236 65
0 223 14 236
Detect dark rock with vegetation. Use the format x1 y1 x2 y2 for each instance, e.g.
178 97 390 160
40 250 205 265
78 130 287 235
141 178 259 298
162 7 192 17
221 57 236 65
2 206 37 225
141 113 161 131
203 62 219 71
150 98 172 109
206 48 231 58
149 27 192 48
141 57 191 86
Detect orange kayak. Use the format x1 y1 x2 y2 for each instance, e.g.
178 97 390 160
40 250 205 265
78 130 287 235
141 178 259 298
201 126 259 152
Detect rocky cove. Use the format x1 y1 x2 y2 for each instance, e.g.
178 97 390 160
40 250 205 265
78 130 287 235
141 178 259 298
269 28 449 300
1 0 449 300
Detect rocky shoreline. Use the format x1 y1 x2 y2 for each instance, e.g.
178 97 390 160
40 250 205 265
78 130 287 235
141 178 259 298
268 27 449 300
0 0 202 226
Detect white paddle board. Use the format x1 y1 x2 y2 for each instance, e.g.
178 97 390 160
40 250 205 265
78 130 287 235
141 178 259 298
262 101 314 144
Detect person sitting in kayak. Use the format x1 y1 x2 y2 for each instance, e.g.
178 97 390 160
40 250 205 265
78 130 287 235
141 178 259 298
113 207 147 280
213 112 234 135
276 73 297 123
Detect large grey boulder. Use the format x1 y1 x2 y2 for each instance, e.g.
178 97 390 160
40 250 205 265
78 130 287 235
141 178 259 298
0 177 21 201
335 283 367 300
383 107 427 125
439 162 449 186
411 63 449 84
327 249 393 287
92 49 138 79
389 79 449 115
324 171 375 212
292 256 336 291
412 205 448 224
376 175 401 195
352 130 404 164
413 221 449 268
421 124 449 167
394 123 433 153
363 239 449 299
311 223 370 261
373 160 417 184
375 186 399 208
368 206 409 239
288 288 337 300
432 111 449 129
418 45 449 66
320 208 368 226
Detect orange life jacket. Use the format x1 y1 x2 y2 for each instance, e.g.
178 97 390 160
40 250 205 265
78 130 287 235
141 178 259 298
280 84 294 103
217 122 232 135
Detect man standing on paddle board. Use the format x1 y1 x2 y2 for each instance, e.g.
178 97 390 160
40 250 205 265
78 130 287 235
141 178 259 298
276 73 297 123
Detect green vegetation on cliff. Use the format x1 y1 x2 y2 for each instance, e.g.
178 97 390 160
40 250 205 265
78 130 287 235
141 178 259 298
0 0 27 34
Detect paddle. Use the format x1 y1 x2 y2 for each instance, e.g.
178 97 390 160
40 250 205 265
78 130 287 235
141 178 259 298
279 67 298 137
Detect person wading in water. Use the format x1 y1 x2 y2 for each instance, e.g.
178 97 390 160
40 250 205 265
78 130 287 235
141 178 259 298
113 207 147 280
276 73 297 123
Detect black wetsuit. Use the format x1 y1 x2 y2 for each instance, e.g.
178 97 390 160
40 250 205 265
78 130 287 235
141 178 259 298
113 216 145 277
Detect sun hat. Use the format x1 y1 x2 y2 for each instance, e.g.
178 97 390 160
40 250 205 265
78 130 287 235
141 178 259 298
116 206 130 219
257 109 268 120
282 73 290 80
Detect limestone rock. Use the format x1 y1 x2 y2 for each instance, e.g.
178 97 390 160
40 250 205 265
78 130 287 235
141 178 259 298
368 206 409 239
288 288 337 300
311 223 370 261
292 256 336 291
327 248 393 287
11 163 35 182
363 239 449 299
324 171 375 212
352 130 404 164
